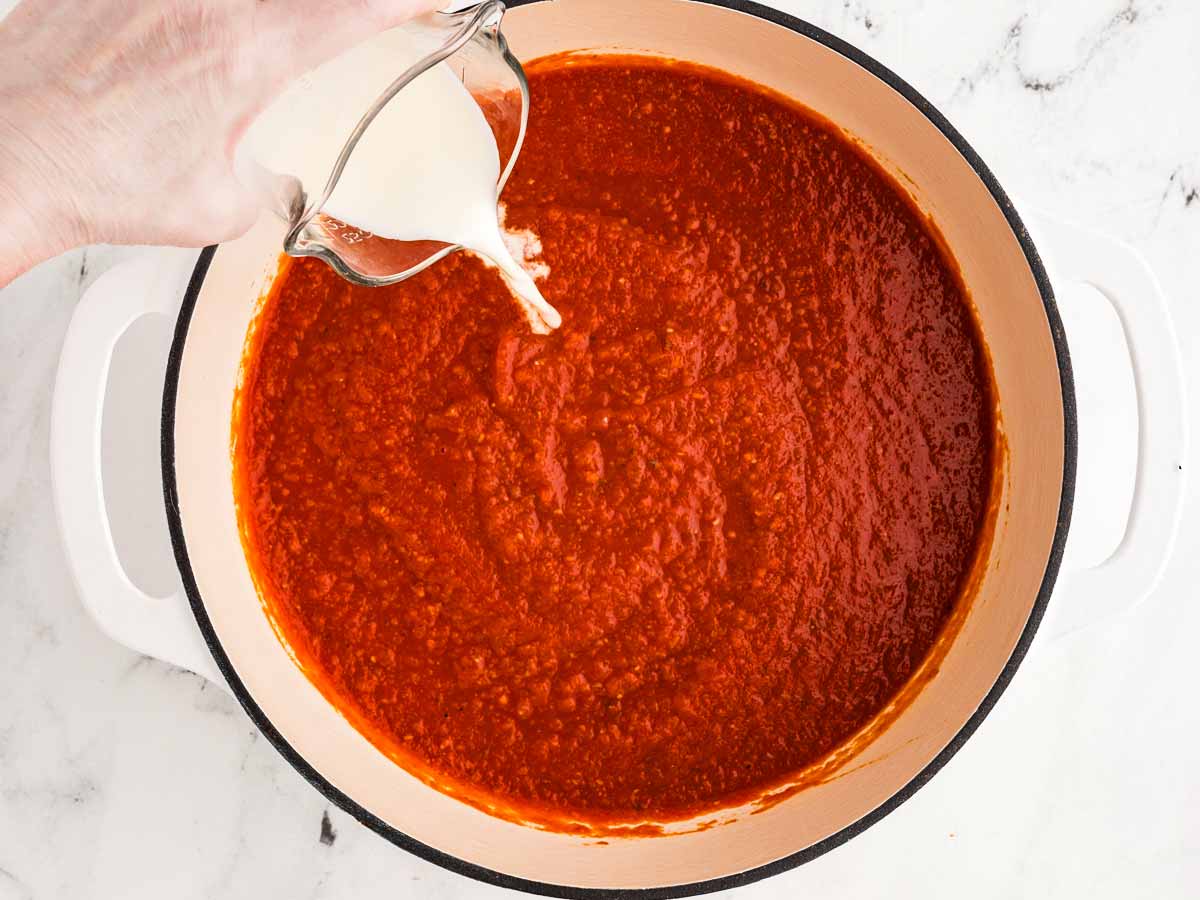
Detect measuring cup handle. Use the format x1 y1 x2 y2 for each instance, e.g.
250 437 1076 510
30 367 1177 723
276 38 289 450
1027 211 1189 638
51 248 228 689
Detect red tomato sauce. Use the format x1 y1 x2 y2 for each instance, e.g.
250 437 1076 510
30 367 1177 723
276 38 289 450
233 57 996 826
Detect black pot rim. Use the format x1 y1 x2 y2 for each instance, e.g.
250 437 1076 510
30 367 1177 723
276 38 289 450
161 1 1077 896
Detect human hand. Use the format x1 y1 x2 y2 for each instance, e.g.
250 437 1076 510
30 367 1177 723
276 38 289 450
0 0 440 285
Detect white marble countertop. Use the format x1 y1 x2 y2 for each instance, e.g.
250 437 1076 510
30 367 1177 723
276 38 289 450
2 1 1198 897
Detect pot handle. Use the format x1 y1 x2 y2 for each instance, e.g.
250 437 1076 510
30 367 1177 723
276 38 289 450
1027 212 1189 637
51 248 228 689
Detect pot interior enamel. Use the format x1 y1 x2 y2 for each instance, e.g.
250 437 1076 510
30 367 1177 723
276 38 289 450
167 0 1070 891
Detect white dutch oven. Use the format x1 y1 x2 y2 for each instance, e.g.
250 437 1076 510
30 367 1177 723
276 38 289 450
51 0 1188 894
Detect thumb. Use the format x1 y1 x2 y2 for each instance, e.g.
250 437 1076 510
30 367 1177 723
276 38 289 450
175 165 263 246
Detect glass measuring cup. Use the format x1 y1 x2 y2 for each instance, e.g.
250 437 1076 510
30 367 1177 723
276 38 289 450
244 1 528 286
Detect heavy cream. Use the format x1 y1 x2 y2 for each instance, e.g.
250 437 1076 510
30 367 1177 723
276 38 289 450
240 26 561 333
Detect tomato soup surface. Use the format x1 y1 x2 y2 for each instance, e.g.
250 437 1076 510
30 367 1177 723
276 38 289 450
234 58 995 825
